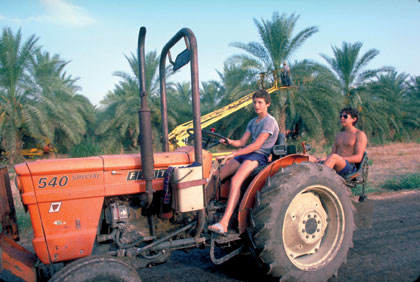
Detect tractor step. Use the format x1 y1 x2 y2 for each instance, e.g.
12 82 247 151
214 232 241 244
210 235 244 265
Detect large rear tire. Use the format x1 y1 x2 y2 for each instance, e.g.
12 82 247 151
248 162 355 281
49 255 141 282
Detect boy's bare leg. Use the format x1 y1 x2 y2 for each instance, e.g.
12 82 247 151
220 158 241 180
324 153 347 171
215 160 259 233
205 158 240 203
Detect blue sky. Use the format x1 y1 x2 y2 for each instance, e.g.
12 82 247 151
1 0 419 106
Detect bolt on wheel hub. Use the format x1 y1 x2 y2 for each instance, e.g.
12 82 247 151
298 211 326 244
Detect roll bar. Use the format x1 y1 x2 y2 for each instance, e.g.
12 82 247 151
159 28 203 165
137 27 204 207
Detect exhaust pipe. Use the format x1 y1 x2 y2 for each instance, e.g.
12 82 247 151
137 27 154 207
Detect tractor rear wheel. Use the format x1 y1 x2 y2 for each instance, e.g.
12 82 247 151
248 162 355 281
49 255 142 282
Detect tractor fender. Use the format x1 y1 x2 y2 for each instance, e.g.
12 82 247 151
237 154 309 234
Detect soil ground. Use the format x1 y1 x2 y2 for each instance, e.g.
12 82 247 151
364 142 420 192
2 142 420 281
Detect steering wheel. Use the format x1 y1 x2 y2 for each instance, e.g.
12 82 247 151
187 128 229 150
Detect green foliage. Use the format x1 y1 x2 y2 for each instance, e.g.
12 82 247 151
166 82 192 129
16 205 32 232
0 27 39 163
320 41 390 103
96 50 170 152
2 21 420 160
231 12 319 74
285 60 342 140
210 59 256 139
382 173 420 191
351 184 377 196
0 27 95 163
69 139 102 158
403 76 420 131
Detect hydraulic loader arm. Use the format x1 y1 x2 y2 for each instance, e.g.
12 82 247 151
168 85 282 151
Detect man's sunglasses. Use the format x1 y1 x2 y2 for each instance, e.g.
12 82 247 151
340 114 349 119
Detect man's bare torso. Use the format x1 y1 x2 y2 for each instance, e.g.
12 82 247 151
334 129 361 157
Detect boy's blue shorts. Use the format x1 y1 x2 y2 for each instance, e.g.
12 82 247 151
337 160 356 176
234 152 268 166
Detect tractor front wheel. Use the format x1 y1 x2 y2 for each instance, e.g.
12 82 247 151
248 162 355 281
49 255 142 282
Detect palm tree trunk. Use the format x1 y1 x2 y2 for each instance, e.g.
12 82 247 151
278 107 286 134
273 105 286 134
8 137 24 165
13 139 24 164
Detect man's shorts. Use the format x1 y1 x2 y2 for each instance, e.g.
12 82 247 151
234 152 268 166
337 160 356 176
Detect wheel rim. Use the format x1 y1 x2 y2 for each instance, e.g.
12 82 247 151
282 185 345 271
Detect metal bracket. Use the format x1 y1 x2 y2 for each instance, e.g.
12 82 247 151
209 235 244 265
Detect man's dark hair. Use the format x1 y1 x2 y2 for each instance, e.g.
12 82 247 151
253 89 271 104
341 107 359 125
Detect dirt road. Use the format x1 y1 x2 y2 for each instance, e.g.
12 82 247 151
138 191 420 282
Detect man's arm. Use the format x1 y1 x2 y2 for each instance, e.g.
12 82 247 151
331 135 338 154
313 135 337 162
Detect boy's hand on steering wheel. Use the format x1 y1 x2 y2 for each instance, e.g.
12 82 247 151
219 138 229 145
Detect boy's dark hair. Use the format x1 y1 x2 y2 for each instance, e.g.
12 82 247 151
253 89 271 104
341 107 359 125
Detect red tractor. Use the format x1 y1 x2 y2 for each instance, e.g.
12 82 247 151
0 27 372 282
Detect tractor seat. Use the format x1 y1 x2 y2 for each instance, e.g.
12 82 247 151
343 152 368 182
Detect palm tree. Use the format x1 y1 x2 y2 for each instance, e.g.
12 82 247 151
0 27 39 163
97 79 141 152
229 12 319 133
166 82 192 129
211 59 257 139
200 80 224 115
320 41 391 107
356 70 410 142
284 60 342 142
405 76 420 130
96 51 164 152
28 50 95 152
362 71 420 141
0 27 95 162
231 12 318 76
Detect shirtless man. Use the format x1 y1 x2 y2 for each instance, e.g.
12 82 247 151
312 107 367 176
208 90 279 235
